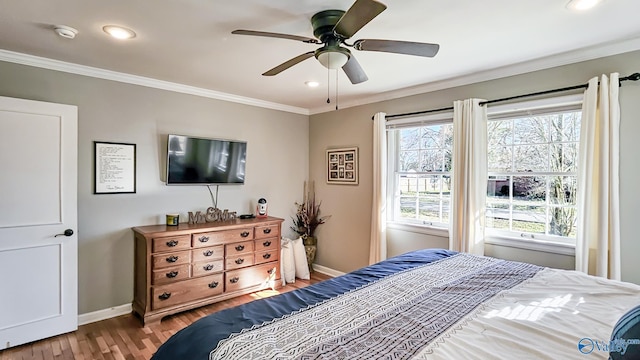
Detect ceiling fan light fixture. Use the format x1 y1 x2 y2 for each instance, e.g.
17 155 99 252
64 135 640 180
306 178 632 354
316 48 350 69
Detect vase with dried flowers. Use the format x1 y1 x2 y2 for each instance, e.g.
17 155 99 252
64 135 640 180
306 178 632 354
291 181 330 271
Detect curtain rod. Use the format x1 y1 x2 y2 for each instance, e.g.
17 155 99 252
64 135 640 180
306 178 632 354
374 72 640 120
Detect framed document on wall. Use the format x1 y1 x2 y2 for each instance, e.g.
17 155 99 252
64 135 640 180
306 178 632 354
94 141 136 194
326 147 358 185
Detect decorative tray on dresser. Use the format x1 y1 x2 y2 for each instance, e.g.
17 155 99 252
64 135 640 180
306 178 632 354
132 216 283 325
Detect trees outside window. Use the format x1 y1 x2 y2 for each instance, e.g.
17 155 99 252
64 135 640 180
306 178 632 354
394 123 453 226
486 110 580 241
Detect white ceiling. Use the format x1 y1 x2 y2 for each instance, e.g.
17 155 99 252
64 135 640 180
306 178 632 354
1 0 640 114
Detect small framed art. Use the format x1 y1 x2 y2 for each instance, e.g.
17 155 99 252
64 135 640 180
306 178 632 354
94 141 137 194
326 147 358 185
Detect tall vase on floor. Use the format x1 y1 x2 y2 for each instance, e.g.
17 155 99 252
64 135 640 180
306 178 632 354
302 234 317 272
291 181 330 273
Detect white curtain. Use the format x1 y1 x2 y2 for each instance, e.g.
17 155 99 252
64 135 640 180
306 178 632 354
449 99 487 255
369 112 387 264
576 73 621 280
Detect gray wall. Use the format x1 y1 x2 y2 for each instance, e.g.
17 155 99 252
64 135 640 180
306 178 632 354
0 61 309 314
1 48 639 315
309 50 640 285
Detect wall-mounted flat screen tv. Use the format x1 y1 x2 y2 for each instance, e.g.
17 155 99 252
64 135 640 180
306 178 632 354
166 134 246 185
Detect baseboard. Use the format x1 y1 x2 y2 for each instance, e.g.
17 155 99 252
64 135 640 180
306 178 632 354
312 264 345 278
78 303 132 326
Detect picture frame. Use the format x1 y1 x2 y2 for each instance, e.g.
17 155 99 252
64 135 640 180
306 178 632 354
94 141 137 194
326 147 358 185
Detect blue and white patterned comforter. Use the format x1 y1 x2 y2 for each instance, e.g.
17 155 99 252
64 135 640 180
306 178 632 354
151 249 640 360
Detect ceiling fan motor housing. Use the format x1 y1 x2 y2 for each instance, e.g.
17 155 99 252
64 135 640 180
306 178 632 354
311 10 345 43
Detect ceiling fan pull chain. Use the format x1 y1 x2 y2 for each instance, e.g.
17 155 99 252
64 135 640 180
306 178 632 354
335 68 339 110
327 59 331 104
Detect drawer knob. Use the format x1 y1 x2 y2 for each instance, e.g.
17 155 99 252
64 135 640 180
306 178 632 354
240 231 250 238
158 292 171 300
235 245 245 251
166 255 178 263
203 250 214 256
229 277 239 284
262 253 271 259
208 281 219 289
198 236 209 243
235 258 245 265
203 264 214 271
267 268 275 275
263 228 272 234
166 240 178 247
263 240 271 247
166 271 178 278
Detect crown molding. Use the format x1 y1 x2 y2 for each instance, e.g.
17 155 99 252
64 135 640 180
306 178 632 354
0 49 309 116
3 34 640 118
308 36 640 115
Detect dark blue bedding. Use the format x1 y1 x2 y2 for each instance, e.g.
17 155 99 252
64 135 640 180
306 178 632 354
152 248 457 360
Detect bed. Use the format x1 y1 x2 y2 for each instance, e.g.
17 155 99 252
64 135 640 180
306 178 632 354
151 249 640 359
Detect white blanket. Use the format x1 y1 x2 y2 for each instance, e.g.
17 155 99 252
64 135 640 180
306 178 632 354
420 268 640 359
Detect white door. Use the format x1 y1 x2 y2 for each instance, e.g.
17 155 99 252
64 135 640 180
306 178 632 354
0 96 78 349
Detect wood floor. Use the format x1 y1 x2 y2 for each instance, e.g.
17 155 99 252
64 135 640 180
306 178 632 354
0 272 331 360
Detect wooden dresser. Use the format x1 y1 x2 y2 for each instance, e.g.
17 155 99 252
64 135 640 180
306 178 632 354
132 216 283 325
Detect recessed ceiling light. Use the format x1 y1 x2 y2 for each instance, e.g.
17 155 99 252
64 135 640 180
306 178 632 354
102 25 136 40
566 0 601 11
305 81 320 88
54 25 78 39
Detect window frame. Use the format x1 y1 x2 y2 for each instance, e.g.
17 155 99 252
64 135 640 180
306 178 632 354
387 112 454 231
484 94 584 251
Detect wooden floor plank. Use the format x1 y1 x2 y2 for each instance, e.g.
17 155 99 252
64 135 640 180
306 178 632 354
0 272 330 360
57 336 73 360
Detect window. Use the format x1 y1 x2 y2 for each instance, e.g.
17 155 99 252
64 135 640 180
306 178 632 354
386 95 582 249
389 120 453 227
486 102 581 244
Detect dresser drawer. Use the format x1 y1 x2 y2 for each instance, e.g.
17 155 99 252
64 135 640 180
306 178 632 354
225 262 279 293
192 260 224 277
254 224 279 239
191 245 224 263
153 235 191 253
225 240 254 256
152 264 190 285
225 254 254 270
192 227 254 248
152 250 191 269
152 274 224 310
254 238 278 252
255 249 279 265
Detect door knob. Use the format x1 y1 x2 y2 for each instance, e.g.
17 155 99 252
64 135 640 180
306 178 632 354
55 229 74 237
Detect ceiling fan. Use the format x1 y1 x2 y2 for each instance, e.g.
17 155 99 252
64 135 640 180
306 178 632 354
231 0 440 84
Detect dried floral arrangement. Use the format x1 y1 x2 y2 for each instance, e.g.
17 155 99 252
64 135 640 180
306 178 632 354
291 181 330 238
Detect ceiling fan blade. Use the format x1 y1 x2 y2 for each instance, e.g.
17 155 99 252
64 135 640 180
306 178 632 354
262 51 315 76
232 30 320 44
333 0 387 39
342 55 368 84
354 39 440 57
